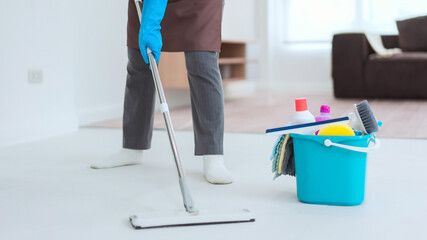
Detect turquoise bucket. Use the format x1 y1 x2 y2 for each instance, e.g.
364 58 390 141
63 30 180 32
290 134 379 206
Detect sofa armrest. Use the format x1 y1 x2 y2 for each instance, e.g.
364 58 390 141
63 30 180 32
332 33 372 98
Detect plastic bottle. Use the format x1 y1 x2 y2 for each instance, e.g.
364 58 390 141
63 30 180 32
315 105 332 122
314 105 333 135
290 98 315 126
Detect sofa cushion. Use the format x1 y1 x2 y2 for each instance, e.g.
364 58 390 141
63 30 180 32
365 52 427 98
396 15 427 51
369 52 427 62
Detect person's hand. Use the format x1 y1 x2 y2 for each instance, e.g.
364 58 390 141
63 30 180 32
139 0 168 66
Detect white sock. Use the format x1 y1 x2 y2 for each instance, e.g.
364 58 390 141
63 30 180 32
90 149 143 169
203 155 234 184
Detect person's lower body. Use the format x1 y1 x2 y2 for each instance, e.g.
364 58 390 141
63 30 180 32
91 48 233 184
184 51 232 184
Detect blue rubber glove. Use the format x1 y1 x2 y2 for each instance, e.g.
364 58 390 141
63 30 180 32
139 0 168 66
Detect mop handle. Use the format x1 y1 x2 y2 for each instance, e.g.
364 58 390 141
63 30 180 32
134 0 197 214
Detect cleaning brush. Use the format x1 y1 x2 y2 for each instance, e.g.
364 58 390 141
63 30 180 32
349 100 379 135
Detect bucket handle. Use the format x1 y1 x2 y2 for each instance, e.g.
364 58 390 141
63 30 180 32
324 137 380 153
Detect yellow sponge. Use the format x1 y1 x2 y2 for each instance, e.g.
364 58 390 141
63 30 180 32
317 124 355 136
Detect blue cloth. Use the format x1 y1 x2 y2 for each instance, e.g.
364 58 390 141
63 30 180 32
270 134 295 179
281 136 295 177
139 0 168 66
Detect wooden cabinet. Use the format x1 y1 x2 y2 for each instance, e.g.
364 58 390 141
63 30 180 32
158 52 189 89
158 41 248 89
219 41 246 83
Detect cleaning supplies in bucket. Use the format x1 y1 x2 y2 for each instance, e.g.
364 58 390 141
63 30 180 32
291 134 379 205
266 97 351 136
266 99 381 205
266 100 380 136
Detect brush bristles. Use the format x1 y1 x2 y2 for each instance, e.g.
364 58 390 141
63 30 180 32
356 100 379 134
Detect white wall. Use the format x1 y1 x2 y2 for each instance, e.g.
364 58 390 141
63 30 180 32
222 0 256 41
221 0 260 98
255 0 333 94
0 0 129 147
72 1 128 126
0 1 78 147
222 0 333 94
269 43 333 93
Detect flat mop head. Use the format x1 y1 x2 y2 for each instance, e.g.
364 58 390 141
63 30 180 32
130 208 255 229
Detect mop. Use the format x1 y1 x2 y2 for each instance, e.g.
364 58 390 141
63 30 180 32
129 0 254 229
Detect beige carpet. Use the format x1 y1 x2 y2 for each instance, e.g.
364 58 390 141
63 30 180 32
89 92 427 139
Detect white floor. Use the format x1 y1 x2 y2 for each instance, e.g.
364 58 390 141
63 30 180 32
0 128 426 240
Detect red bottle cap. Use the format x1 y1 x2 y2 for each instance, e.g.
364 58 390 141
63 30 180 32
295 98 308 111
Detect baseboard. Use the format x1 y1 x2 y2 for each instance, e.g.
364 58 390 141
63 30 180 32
266 80 333 95
77 93 192 127
78 104 123 126
0 113 79 148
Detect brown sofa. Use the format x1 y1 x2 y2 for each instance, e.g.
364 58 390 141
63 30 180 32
332 33 427 99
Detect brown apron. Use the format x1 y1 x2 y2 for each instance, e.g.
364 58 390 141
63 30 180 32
127 0 223 52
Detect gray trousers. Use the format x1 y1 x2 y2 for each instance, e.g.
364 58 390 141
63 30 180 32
123 47 224 155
